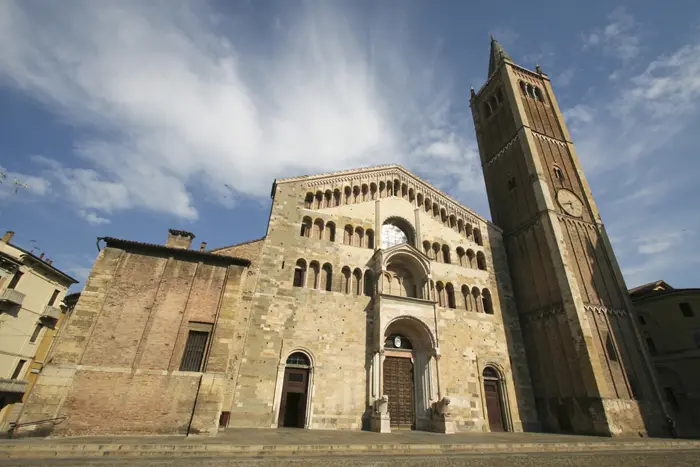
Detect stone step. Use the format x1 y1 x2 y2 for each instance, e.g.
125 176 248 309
0 439 699 459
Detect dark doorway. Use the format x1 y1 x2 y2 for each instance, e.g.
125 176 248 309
383 356 415 428
278 353 311 428
483 367 507 432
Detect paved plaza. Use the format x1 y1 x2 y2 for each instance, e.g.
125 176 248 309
1 428 699 463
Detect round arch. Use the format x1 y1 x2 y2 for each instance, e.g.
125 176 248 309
381 216 416 248
275 348 317 430
383 315 436 351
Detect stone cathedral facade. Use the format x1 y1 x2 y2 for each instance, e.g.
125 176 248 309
17 40 668 438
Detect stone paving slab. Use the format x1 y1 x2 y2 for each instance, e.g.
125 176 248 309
0 429 698 460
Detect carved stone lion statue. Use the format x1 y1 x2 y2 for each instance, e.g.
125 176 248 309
374 395 389 415
432 396 451 417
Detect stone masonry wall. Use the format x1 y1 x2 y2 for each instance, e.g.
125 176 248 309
19 245 249 436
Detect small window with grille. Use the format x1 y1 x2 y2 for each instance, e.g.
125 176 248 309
553 166 564 181
179 323 213 372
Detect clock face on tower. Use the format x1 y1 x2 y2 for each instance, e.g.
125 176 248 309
556 189 584 218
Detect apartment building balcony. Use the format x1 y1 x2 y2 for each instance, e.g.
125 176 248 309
0 377 28 395
41 305 62 321
0 288 25 307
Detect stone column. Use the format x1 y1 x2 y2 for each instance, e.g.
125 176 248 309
375 199 381 251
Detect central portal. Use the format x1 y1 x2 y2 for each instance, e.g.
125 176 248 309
383 356 414 428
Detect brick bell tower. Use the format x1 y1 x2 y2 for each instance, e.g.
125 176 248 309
470 37 668 436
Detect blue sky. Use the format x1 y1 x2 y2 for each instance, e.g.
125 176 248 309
0 0 699 291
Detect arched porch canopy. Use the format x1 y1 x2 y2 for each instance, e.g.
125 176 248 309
383 315 436 351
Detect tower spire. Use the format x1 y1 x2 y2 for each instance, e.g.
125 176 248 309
488 36 512 78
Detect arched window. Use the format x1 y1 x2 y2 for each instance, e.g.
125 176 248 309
325 221 336 242
361 184 369 201
440 208 448 224
370 183 377 200
352 269 363 296
353 186 360 203
456 247 465 266
394 179 401 196
401 183 408 199
341 267 351 294
446 283 456 309
467 249 475 268
472 287 482 312
416 193 423 207
457 219 464 234
315 191 323 209
366 229 375 249
442 244 451 264
527 84 535 99
300 216 312 237
313 218 324 240
321 263 333 292
432 243 441 263
423 240 432 257
477 251 487 271
324 190 332 208
449 215 457 230
489 96 498 112
424 199 431 213
343 225 353 245
553 166 564 181
379 181 386 198
309 261 320 289
381 217 414 248
473 228 482 245
534 87 543 101
461 285 471 311
386 181 393 196
519 81 527 96
408 188 415 202
344 186 351 204
483 101 492 118
293 259 307 287
363 270 374 297
304 192 314 209
482 289 493 314
436 282 445 307
354 227 364 247
333 189 341 207
483 366 499 379
465 224 473 240
287 352 310 367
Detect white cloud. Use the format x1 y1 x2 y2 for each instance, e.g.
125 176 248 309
78 210 111 225
0 1 480 220
583 7 641 62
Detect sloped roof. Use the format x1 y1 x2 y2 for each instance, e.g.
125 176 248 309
488 37 513 77
629 280 673 299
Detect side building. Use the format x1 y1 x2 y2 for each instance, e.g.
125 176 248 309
631 281 700 437
0 231 78 433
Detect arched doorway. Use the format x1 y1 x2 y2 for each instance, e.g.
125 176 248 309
383 333 415 428
381 317 436 430
482 367 507 432
277 352 311 428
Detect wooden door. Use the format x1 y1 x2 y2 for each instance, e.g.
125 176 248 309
484 380 505 432
277 368 309 428
383 356 414 428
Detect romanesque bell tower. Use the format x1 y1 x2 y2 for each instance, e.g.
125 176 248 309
470 38 667 436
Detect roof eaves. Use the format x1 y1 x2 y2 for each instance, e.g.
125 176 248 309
101 237 251 267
